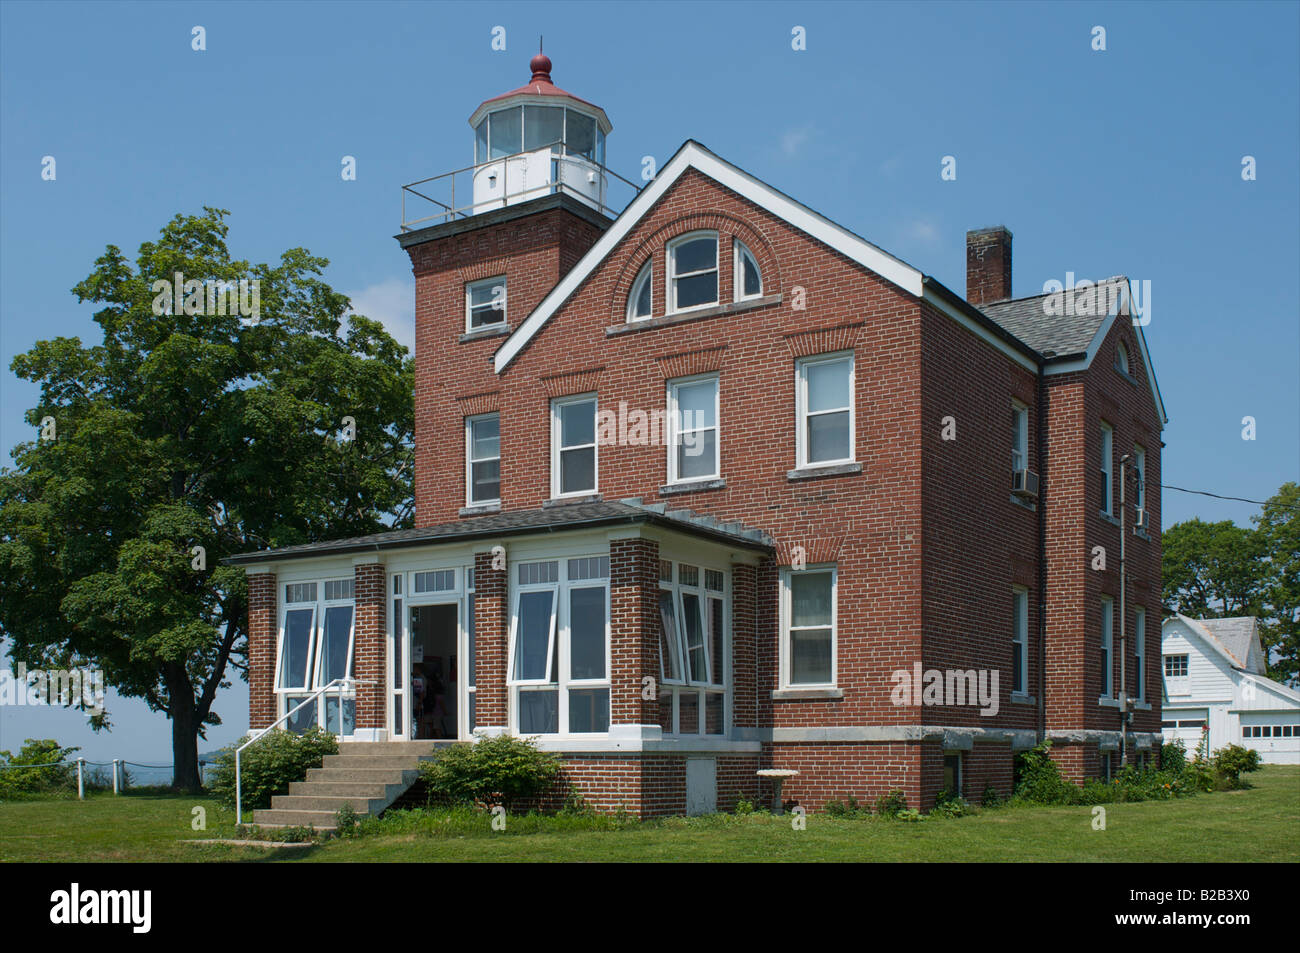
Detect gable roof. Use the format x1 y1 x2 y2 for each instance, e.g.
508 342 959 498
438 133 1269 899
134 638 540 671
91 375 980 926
982 279 1167 425
490 140 1166 426
1164 614 1266 675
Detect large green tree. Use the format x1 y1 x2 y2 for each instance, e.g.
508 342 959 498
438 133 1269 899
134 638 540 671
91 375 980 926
0 209 413 791
1162 483 1299 686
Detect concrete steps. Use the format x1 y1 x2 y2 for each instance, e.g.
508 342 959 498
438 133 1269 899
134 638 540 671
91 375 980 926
251 741 448 831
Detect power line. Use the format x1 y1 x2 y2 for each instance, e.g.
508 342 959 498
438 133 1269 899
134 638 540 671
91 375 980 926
1161 484 1300 510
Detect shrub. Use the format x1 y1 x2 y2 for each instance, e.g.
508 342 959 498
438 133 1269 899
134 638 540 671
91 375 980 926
1013 740 1077 804
419 734 561 812
1161 740 1187 774
0 739 78 798
980 783 1004 808
1211 744 1261 785
734 798 755 816
875 789 908 817
334 804 360 837
825 795 869 818
209 727 338 810
932 788 974 817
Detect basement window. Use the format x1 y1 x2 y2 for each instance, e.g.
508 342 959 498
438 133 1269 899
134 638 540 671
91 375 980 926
667 232 719 313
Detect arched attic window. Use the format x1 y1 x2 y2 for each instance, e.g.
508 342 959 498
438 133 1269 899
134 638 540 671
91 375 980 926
1115 340 1131 375
734 240 762 301
627 260 653 321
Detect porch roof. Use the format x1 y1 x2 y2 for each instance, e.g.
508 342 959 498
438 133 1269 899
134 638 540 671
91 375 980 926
222 499 773 567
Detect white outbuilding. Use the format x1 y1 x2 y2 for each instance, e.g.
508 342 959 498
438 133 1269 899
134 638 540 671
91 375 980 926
1161 614 1300 764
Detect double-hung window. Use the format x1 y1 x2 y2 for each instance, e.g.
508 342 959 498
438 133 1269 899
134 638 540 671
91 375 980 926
1134 444 1146 513
276 579 356 735
1012 586 1029 695
466 276 507 330
552 394 597 497
781 566 836 687
796 353 854 468
465 413 500 505
1012 402 1029 474
1100 595 1114 698
657 560 727 735
667 232 718 313
508 557 610 735
667 375 719 483
1100 422 1114 516
1134 606 1146 702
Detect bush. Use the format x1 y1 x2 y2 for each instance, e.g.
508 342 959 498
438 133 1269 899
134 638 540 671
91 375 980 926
419 734 561 812
932 788 974 817
825 795 869 818
1013 740 1078 804
209 726 338 810
875 789 908 817
1161 740 1187 774
980 783 1004 808
1211 744 1261 785
0 739 78 798
733 798 755 815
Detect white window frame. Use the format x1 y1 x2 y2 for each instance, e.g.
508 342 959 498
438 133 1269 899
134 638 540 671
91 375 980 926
666 230 719 315
1100 422 1114 516
627 260 653 321
1012 401 1029 473
550 393 598 499
666 373 720 484
507 557 612 736
1115 340 1130 375
795 352 855 469
658 560 729 736
1134 444 1146 512
733 239 762 302
1164 654 1188 678
1134 606 1146 702
1012 586 1029 695
465 276 507 331
779 564 838 689
275 577 357 731
465 412 501 506
1100 595 1114 698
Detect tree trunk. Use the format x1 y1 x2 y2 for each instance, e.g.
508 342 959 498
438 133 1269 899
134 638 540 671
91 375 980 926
167 665 203 793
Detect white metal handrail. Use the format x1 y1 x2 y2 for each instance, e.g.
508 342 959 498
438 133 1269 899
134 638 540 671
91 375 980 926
235 677 377 826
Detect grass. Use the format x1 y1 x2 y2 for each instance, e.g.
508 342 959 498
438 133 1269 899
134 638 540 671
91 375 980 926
1 766 1296 863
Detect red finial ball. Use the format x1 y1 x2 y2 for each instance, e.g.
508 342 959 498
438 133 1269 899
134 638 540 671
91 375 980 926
530 53 552 82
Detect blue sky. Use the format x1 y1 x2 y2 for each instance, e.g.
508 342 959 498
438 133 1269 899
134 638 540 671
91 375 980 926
1 0 1297 762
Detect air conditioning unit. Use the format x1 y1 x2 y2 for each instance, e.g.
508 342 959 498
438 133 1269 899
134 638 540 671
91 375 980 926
1012 467 1040 499
1134 507 1149 531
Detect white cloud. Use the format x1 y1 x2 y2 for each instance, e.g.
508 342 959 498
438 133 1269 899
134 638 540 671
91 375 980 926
346 276 414 351
900 220 940 245
780 126 813 158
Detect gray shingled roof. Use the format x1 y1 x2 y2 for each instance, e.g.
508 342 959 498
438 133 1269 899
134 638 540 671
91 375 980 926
1197 617 1265 674
980 277 1127 358
223 499 772 566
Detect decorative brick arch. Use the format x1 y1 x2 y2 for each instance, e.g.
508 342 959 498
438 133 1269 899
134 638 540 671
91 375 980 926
609 209 781 322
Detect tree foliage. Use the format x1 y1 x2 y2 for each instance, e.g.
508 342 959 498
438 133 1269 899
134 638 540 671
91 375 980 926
0 208 413 790
1162 483 1299 685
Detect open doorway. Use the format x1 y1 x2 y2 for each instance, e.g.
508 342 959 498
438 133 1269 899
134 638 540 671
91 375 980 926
409 604 458 740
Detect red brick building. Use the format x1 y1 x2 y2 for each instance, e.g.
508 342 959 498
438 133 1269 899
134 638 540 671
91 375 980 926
229 55 1167 816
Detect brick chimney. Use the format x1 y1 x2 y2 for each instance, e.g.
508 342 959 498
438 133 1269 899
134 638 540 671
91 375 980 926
966 226 1013 305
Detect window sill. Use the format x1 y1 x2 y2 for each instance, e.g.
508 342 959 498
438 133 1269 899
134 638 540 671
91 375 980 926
459 503 501 517
1009 493 1037 512
1100 512 1120 527
460 324 510 343
543 493 602 508
1011 692 1037 706
659 478 726 496
787 462 862 482
1098 696 1119 708
607 293 782 337
772 687 843 700
1133 527 1152 541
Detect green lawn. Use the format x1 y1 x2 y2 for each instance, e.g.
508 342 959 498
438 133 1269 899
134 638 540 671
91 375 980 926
1 766 1297 863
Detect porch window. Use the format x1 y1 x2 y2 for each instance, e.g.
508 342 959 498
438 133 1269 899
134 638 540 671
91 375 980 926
276 578 356 734
658 559 727 735
781 566 836 687
508 557 610 734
